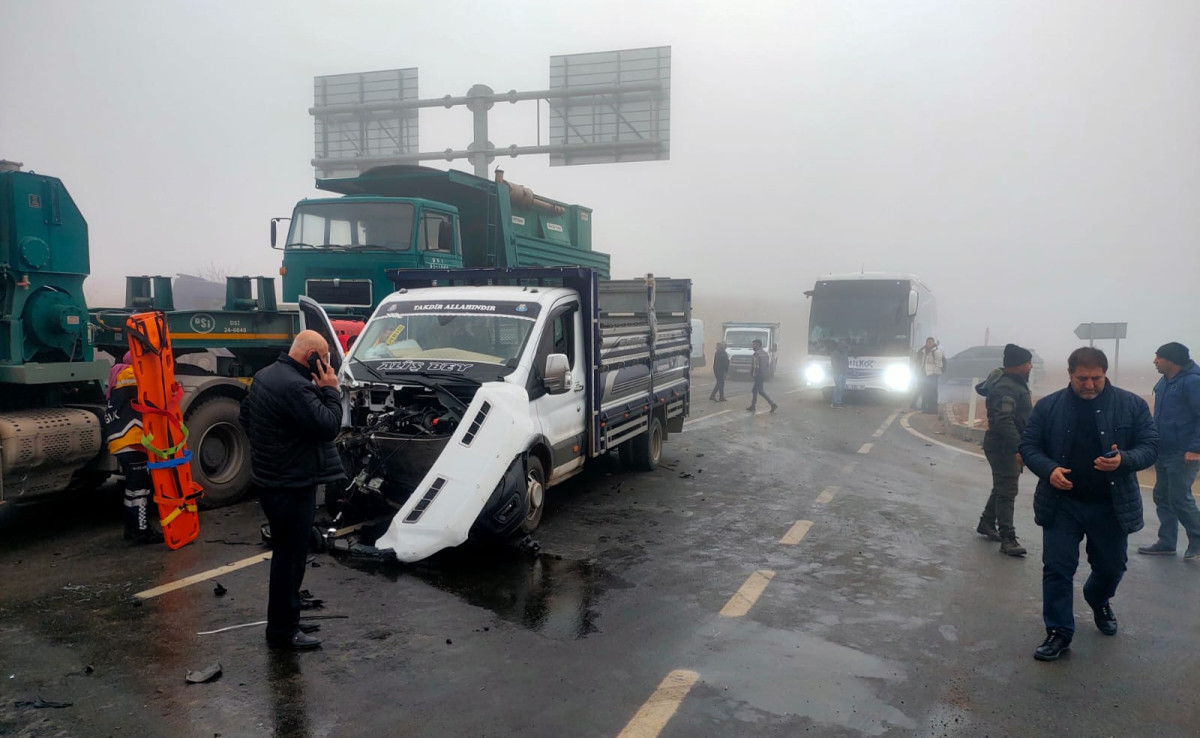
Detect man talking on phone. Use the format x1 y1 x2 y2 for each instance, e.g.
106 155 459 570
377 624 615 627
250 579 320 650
1019 347 1157 661
240 330 345 650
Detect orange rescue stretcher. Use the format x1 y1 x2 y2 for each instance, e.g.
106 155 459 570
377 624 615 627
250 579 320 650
126 311 204 549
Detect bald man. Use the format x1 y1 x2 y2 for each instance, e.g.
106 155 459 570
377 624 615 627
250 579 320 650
240 330 345 650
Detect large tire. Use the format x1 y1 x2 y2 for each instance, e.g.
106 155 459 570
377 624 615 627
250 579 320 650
631 415 663 471
520 455 546 534
187 396 253 509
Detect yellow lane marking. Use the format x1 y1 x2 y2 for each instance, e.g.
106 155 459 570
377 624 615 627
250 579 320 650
617 669 701 738
872 410 901 438
779 520 813 545
857 442 873 454
815 486 838 504
135 552 272 600
170 333 292 341
842 462 857 474
719 570 775 617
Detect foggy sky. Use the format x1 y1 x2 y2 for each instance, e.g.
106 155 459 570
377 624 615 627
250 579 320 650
3 0 1197 389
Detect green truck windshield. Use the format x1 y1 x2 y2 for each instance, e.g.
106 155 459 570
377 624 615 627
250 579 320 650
287 201 415 251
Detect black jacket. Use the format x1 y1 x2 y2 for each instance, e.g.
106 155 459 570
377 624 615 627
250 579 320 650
713 348 730 375
978 369 1032 455
1019 384 1157 534
240 353 345 488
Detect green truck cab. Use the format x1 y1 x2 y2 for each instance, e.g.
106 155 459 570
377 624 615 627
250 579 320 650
276 165 610 312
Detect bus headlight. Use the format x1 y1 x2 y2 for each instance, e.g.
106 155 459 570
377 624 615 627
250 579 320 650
883 363 912 391
804 363 826 385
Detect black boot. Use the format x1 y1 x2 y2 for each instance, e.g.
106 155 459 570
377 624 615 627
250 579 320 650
1000 536 1027 557
1034 631 1071 661
976 518 1001 541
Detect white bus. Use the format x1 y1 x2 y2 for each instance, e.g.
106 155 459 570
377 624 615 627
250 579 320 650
802 273 937 395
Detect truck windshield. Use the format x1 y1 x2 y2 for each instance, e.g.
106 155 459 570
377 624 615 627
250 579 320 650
725 330 767 349
286 201 414 251
351 310 537 367
808 281 910 354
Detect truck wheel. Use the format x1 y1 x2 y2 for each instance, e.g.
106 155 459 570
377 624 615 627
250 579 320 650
188 397 252 509
631 415 663 471
520 456 546 534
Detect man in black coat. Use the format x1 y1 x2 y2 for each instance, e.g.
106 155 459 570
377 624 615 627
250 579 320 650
975 343 1035 556
240 330 345 650
1019 347 1157 662
710 342 729 402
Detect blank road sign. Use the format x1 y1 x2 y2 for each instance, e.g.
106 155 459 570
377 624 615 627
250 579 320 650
548 46 671 166
313 68 419 178
1074 322 1128 340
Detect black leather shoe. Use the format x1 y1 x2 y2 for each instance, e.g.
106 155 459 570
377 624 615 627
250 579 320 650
298 623 321 634
1034 631 1071 661
1093 602 1118 636
268 632 322 650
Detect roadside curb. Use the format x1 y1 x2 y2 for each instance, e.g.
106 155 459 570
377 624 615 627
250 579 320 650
941 404 985 443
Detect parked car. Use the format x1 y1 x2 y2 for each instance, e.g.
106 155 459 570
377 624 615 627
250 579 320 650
940 345 1046 387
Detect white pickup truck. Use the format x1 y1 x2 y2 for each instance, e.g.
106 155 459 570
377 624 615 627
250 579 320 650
323 267 692 562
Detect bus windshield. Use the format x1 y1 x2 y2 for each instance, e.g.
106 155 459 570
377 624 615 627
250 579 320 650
808 281 910 354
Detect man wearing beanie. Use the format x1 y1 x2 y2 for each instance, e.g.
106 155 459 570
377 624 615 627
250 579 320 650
1138 342 1200 560
975 344 1034 556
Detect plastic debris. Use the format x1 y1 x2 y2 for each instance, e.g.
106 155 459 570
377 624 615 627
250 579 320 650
185 663 223 684
213 582 227 597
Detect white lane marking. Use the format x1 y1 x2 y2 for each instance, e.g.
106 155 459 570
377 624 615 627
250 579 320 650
135 552 272 600
815 486 838 504
786 388 807 395
197 620 268 636
683 408 733 428
780 520 814 545
842 462 858 474
617 669 701 738
872 410 901 438
899 410 986 460
857 443 874 454
719 570 776 617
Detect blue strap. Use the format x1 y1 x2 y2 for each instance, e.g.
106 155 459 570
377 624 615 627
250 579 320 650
147 449 192 470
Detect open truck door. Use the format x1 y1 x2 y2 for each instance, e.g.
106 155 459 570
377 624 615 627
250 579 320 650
297 295 346 372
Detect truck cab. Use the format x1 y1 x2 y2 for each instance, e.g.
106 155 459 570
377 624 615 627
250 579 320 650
276 196 464 310
722 322 780 379
276 165 611 315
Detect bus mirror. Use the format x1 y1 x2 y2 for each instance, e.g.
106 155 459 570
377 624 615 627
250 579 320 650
908 290 919 317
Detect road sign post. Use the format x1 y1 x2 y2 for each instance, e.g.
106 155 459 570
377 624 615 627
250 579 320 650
1074 323 1128 383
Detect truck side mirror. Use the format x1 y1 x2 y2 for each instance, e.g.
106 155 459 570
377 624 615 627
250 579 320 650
543 353 570 394
270 217 290 250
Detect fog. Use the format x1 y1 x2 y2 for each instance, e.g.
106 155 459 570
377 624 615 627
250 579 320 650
3 0 1197 391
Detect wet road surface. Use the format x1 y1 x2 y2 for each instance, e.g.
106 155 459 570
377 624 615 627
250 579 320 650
2 375 1198 737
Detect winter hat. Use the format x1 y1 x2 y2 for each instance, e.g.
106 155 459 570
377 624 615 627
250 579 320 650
1003 343 1033 368
1155 342 1190 366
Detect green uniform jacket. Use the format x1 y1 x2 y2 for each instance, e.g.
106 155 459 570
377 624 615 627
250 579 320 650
979 369 1032 456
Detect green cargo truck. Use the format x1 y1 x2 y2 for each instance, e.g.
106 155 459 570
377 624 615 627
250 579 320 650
275 166 610 312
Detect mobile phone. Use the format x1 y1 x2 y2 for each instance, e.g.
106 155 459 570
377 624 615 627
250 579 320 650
1102 449 1119 458
307 354 323 376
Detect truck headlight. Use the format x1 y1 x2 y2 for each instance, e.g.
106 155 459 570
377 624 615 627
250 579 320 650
883 364 912 391
804 363 826 385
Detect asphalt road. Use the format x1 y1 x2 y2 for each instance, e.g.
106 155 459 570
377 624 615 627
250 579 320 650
2 375 1198 737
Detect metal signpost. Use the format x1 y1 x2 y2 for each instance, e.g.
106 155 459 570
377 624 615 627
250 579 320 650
1074 322 1128 382
310 46 671 179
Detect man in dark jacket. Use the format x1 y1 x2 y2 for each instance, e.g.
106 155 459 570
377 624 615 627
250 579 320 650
1137 342 1200 560
745 339 778 413
240 330 345 650
1019 347 1157 661
710 342 729 402
975 344 1034 556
